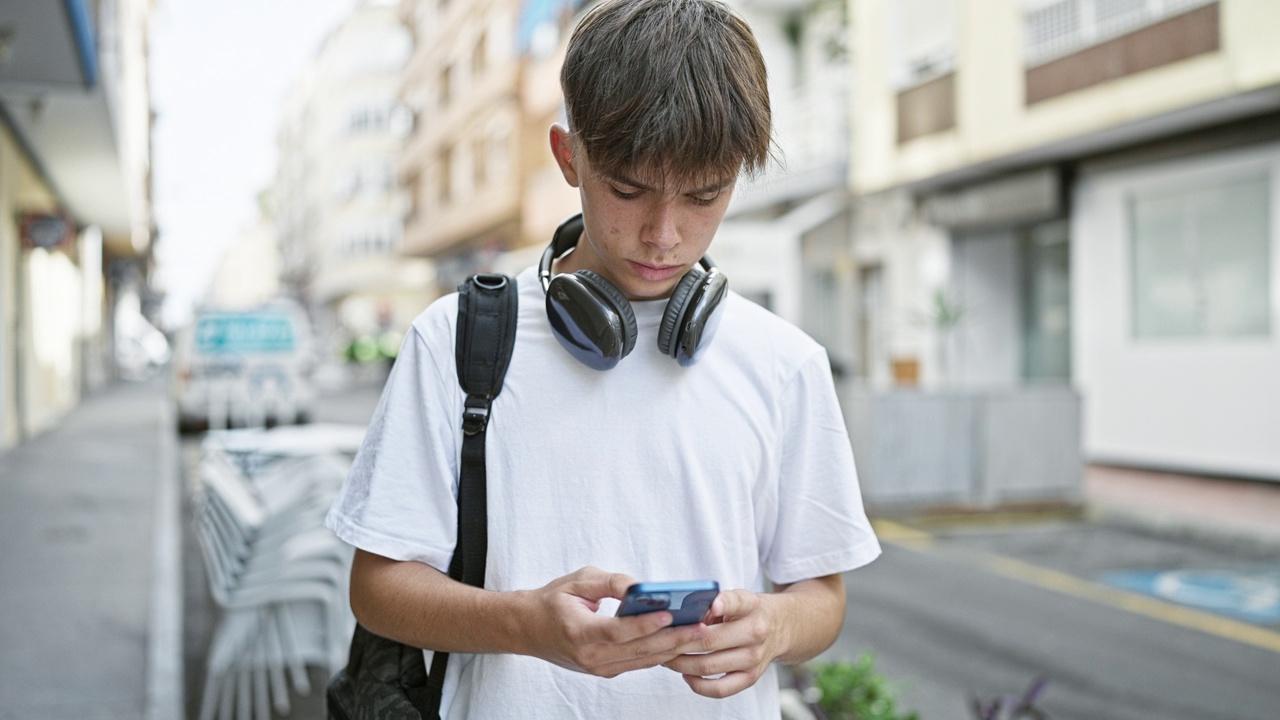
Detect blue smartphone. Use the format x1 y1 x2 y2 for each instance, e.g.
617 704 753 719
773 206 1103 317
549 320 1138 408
616 580 719 626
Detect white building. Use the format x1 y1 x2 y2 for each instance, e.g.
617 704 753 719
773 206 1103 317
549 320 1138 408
207 205 282 311
275 0 434 359
0 0 154 448
716 0 856 377
851 0 1280 482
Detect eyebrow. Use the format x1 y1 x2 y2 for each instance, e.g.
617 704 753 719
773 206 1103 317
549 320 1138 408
607 173 733 195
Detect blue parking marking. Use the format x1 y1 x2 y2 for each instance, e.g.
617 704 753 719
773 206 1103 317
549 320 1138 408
1102 569 1280 624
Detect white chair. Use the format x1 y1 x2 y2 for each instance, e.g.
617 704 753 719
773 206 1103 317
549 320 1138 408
194 433 356 720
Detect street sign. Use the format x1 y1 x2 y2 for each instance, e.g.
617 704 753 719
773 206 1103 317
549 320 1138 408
20 212 74 251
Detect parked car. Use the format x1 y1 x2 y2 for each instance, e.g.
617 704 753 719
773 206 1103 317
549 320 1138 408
172 302 315 433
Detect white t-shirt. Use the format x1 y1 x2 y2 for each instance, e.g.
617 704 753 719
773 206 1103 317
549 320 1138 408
326 266 881 719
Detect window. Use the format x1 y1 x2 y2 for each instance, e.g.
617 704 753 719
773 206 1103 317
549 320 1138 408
889 0 957 88
348 104 392 135
1130 172 1271 339
439 64 453 108
340 221 401 258
1023 0 1217 66
473 138 487 188
438 146 454 204
473 32 487 78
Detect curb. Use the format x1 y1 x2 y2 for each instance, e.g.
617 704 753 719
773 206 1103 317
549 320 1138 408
146 396 185 720
1086 503 1280 555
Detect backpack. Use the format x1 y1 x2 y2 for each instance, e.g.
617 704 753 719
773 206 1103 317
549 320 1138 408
326 273 518 720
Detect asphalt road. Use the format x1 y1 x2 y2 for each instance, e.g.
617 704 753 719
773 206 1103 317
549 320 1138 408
834 518 1280 720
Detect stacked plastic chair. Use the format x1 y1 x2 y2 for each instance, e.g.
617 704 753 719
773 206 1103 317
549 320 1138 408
194 426 364 720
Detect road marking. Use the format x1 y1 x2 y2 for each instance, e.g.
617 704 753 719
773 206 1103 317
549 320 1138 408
871 519 934 550
876 521 1280 655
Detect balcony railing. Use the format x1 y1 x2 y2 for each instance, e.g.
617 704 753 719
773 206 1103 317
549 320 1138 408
1023 0 1216 67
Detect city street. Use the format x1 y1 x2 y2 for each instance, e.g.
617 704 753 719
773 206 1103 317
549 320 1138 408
176 375 1280 720
836 519 1280 720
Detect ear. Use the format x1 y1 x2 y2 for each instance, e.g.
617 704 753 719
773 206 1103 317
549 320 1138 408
549 123 580 188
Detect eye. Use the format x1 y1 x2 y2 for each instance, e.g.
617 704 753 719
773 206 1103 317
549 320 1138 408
688 190 721 207
609 185 641 200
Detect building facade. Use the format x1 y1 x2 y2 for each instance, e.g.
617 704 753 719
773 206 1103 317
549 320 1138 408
399 0 525 287
717 0 855 367
275 0 434 360
851 0 1280 480
0 0 154 449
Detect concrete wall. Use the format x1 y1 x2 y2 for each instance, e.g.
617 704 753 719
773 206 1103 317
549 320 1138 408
1072 140 1280 480
844 385 1083 509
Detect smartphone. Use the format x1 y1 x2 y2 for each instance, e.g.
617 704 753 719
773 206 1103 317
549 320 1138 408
616 580 719 626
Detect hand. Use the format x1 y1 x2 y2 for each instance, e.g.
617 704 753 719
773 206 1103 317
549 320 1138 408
518 567 713 678
661 589 786 698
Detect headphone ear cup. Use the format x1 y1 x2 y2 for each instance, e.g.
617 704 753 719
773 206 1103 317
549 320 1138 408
657 269 704 358
576 270 638 358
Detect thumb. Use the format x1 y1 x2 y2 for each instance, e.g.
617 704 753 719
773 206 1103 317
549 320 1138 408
565 567 638 602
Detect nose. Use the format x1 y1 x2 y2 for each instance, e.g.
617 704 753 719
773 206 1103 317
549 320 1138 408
642 201 679 251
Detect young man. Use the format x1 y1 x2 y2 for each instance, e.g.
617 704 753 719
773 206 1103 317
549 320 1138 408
325 0 880 716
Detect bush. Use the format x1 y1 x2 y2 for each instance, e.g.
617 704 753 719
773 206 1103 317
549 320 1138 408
803 654 919 720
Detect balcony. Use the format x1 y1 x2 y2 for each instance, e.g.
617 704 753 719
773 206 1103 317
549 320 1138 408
731 80 850 215
0 0 150 255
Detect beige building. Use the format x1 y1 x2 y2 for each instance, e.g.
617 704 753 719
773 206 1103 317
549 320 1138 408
207 209 282 311
399 0 526 286
0 0 154 448
851 0 1280 480
276 0 434 358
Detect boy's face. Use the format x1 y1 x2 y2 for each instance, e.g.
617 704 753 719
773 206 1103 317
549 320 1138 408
550 125 737 301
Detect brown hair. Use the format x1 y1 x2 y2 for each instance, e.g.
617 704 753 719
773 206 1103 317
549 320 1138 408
560 0 772 188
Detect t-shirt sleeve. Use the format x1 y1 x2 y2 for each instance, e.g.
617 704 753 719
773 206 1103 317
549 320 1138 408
325 310 463 573
765 350 881 585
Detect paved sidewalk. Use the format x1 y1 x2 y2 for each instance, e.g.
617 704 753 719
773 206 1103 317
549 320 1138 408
1086 463 1280 549
0 379 180 720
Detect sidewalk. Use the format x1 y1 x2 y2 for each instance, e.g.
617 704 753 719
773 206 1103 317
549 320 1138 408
1086 463 1280 549
0 379 180 720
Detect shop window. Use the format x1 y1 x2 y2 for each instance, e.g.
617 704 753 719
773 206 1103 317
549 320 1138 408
1130 172 1271 339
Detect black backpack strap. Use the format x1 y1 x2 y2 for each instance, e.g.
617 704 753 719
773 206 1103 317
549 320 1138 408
424 273 518 718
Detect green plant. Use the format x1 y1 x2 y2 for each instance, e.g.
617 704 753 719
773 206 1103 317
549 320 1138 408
800 654 919 720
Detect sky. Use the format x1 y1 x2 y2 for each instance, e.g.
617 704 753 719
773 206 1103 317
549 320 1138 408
150 0 357 328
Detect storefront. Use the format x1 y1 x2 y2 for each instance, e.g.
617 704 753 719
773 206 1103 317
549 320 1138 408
1072 139 1280 480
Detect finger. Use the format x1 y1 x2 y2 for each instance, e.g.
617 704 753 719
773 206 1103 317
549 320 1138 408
663 646 757 677
604 610 675 642
707 588 754 622
571 605 683 648
682 670 758 699
587 642 688 678
563 568 638 603
576 623 711 676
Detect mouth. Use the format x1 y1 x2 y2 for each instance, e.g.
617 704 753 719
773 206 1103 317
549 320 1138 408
628 261 684 283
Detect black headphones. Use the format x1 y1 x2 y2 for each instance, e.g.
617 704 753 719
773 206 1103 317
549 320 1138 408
539 214 728 370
